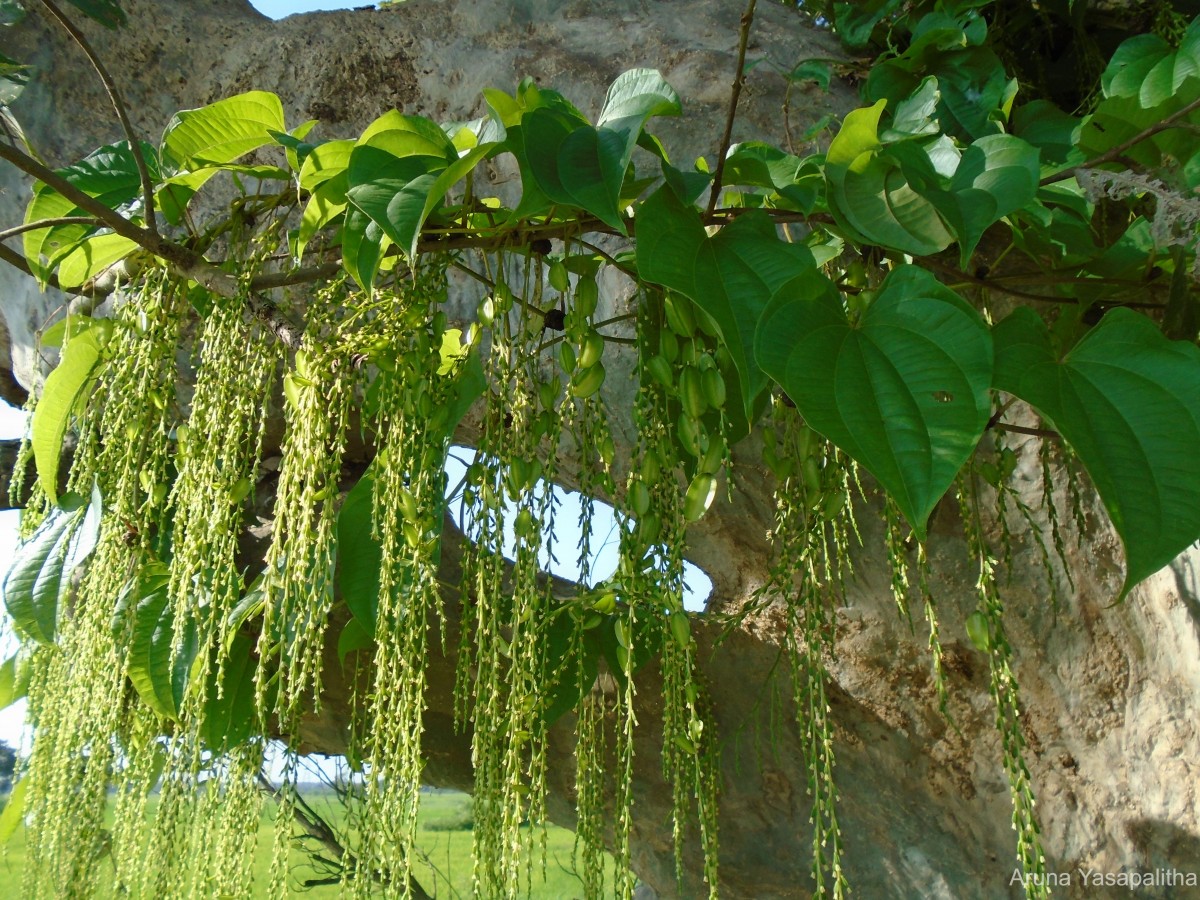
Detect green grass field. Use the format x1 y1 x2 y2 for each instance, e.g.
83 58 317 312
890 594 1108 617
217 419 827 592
0 788 618 898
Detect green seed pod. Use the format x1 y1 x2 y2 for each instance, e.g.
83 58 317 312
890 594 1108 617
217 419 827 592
663 292 697 337
645 354 673 389
688 718 704 741
614 617 632 650
680 366 707 419
599 433 615 467
695 306 720 339
966 610 991 652
514 507 535 539
803 456 823 496
702 367 726 409
629 480 651 517
548 259 569 292
592 591 617 614
138 469 155 494
493 283 514 313
403 521 422 549
638 512 662 543
399 488 419 522
538 380 559 410
677 413 703 458
570 362 606 399
674 735 697 754
669 611 690 649
798 424 818 460
575 275 599 316
659 328 680 364
699 436 725 475
559 341 577 374
640 452 661 484
229 476 252 504
821 488 848 520
583 613 603 630
478 296 496 326
578 329 605 369
431 310 448 336
683 472 718 521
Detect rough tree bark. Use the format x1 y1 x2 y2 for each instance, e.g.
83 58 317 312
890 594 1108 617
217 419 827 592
2 2 1199 898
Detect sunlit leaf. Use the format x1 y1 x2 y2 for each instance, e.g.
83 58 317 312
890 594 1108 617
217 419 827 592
160 91 284 175
32 328 107 502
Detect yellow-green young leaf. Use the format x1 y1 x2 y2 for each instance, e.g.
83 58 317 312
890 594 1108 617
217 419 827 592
38 314 111 350
0 653 22 710
160 91 285 176
0 778 27 844
32 328 106 503
55 233 139 289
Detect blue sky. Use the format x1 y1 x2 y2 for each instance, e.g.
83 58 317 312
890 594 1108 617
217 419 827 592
250 0 371 18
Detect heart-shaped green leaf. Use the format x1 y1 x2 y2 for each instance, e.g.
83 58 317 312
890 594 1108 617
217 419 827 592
636 185 818 421
993 307 1200 598
756 265 993 538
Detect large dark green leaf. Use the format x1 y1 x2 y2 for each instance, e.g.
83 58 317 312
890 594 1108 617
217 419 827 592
336 467 381 632
756 266 993 538
123 565 196 720
636 186 817 421
200 633 258 753
993 307 1200 598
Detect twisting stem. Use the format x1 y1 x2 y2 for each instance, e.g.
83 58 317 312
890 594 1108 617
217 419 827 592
1041 94 1200 186
706 0 759 217
37 0 158 238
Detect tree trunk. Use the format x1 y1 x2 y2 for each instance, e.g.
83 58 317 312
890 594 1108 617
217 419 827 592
3 2 1199 898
